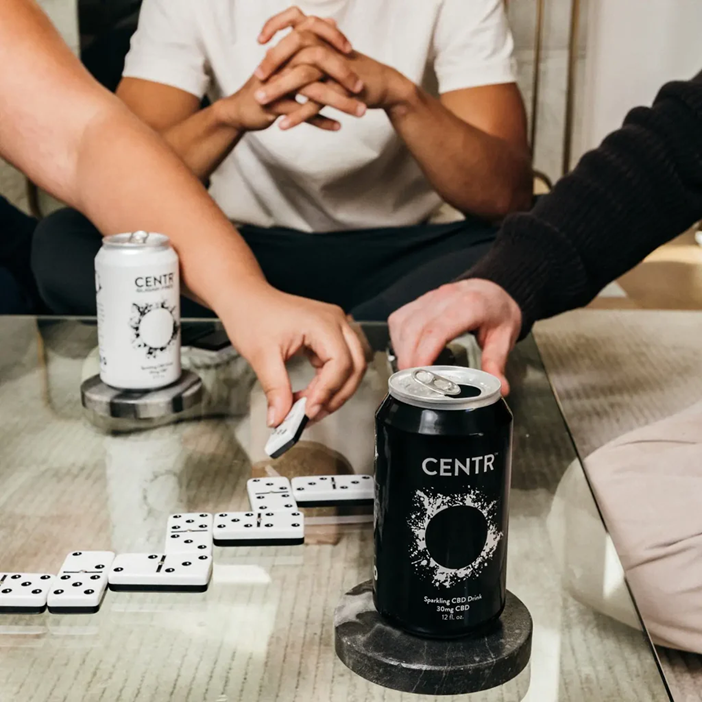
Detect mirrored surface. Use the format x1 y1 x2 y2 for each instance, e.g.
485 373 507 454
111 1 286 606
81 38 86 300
0 318 670 701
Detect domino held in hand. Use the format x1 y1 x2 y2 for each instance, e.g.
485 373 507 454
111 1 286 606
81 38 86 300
291 475 375 507
265 397 309 458
214 511 304 546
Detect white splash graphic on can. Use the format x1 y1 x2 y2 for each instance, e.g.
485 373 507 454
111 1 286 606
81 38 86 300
408 488 502 589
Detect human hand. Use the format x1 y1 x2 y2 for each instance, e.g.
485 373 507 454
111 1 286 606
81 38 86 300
255 7 412 121
388 280 523 394
218 282 367 426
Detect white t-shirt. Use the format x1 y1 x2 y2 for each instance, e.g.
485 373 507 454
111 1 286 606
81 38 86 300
124 0 516 232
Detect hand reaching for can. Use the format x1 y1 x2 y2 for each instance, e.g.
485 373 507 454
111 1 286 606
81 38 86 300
218 284 367 426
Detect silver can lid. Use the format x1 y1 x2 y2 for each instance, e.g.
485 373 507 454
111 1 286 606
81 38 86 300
103 231 171 250
388 366 502 410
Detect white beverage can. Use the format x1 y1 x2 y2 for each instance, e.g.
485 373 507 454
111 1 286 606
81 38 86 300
95 231 181 389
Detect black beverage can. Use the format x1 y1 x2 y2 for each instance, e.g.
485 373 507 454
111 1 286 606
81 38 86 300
373 366 513 638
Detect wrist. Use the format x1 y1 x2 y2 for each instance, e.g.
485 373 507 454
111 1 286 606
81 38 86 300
384 71 420 117
213 95 246 133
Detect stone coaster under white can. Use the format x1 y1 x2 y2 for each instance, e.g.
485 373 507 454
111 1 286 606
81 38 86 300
80 371 203 419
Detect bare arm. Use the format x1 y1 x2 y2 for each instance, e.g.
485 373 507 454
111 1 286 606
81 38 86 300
0 0 366 423
387 82 532 220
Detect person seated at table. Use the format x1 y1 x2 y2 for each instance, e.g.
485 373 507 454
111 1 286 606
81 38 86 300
31 0 532 322
3 0 366 429
389 72 702 654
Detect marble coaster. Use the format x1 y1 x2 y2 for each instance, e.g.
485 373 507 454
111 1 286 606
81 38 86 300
81 371 203 419
335 581 532 696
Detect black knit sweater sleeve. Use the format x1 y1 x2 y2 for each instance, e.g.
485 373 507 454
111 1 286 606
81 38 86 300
462 73 702 337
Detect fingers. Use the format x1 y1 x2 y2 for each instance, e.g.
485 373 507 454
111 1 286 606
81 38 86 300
299 81 366 117
248 350 293 427
323 322 368 413
257 6 307 45
480 328 514 395
254 64 322 104
258 9 352 55
288 46 362 93
301 313 366 418
269 97 340 131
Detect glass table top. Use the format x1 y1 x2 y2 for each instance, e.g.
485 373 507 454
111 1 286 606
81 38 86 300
0 317 670 701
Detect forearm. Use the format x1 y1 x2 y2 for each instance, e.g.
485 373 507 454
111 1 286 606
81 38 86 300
74 103 266 311
386 82 532 220
464 75 702 335
161 101 244 181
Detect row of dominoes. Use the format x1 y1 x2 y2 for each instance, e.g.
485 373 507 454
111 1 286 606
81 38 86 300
0 474 374 615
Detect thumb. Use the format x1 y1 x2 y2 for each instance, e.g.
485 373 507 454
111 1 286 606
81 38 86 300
249 350 293 427
480 329 514 395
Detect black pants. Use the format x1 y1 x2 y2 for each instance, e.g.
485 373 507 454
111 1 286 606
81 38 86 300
0 195 39 313
31 208 498 321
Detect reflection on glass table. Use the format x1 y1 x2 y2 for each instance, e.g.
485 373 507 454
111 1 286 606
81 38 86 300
0 317 671 701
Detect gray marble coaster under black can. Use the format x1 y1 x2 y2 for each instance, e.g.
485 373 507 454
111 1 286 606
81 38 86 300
81 371 203 419
335 581 532 696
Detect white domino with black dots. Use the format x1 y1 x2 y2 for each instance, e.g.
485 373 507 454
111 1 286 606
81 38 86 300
0 573 55 614
291 475 374 507
109 553 212 592
247 477 298 513
165 512 213 554
214 511 304 547
48 551 115 614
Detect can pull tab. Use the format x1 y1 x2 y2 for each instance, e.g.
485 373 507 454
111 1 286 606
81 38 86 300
411 369 461 397
129 230 149 243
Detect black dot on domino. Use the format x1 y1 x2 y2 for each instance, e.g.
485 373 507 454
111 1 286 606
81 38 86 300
114 567 123 573
231 519 240 523
73 582 82 587
185 539 193 544
341 486 348 490
285 504 293 508
199 555 208 560
265 523 273 528
218 513 227 517
41 575 51 580
73 552 82 556
173 515 182 519
149 555 158 559
292 523 300 527
32 589 41 594
85 589 94 595
199 513 208 518
171 534 179 539
363 476 371 479
165 568 175 573
186 519 194 523
55 589 64 595
252 479 260 483
292 512 301 516
61 575 70 580
244 524 253 528
1 589 10 594
320 477 328 481
198 545 207 550
246 513 254 517
217 524 225 528
298 487 305 491
10 574 20 580
352 480 359 484
91 575 100 580
256 496 264 500
96 565 105 569
182 562 191 567
199 524 207 529
22 581 31 587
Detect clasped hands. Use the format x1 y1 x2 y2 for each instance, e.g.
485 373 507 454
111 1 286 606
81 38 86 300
217 6 411 133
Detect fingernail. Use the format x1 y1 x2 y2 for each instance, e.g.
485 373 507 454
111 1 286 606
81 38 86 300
267 407 276 427
254 89 267 102
254 67 265 80
279 118 291 130
353 79 364 93
307 403 320 419
333 123 341 131
258 33 265 43
355 103 366 117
